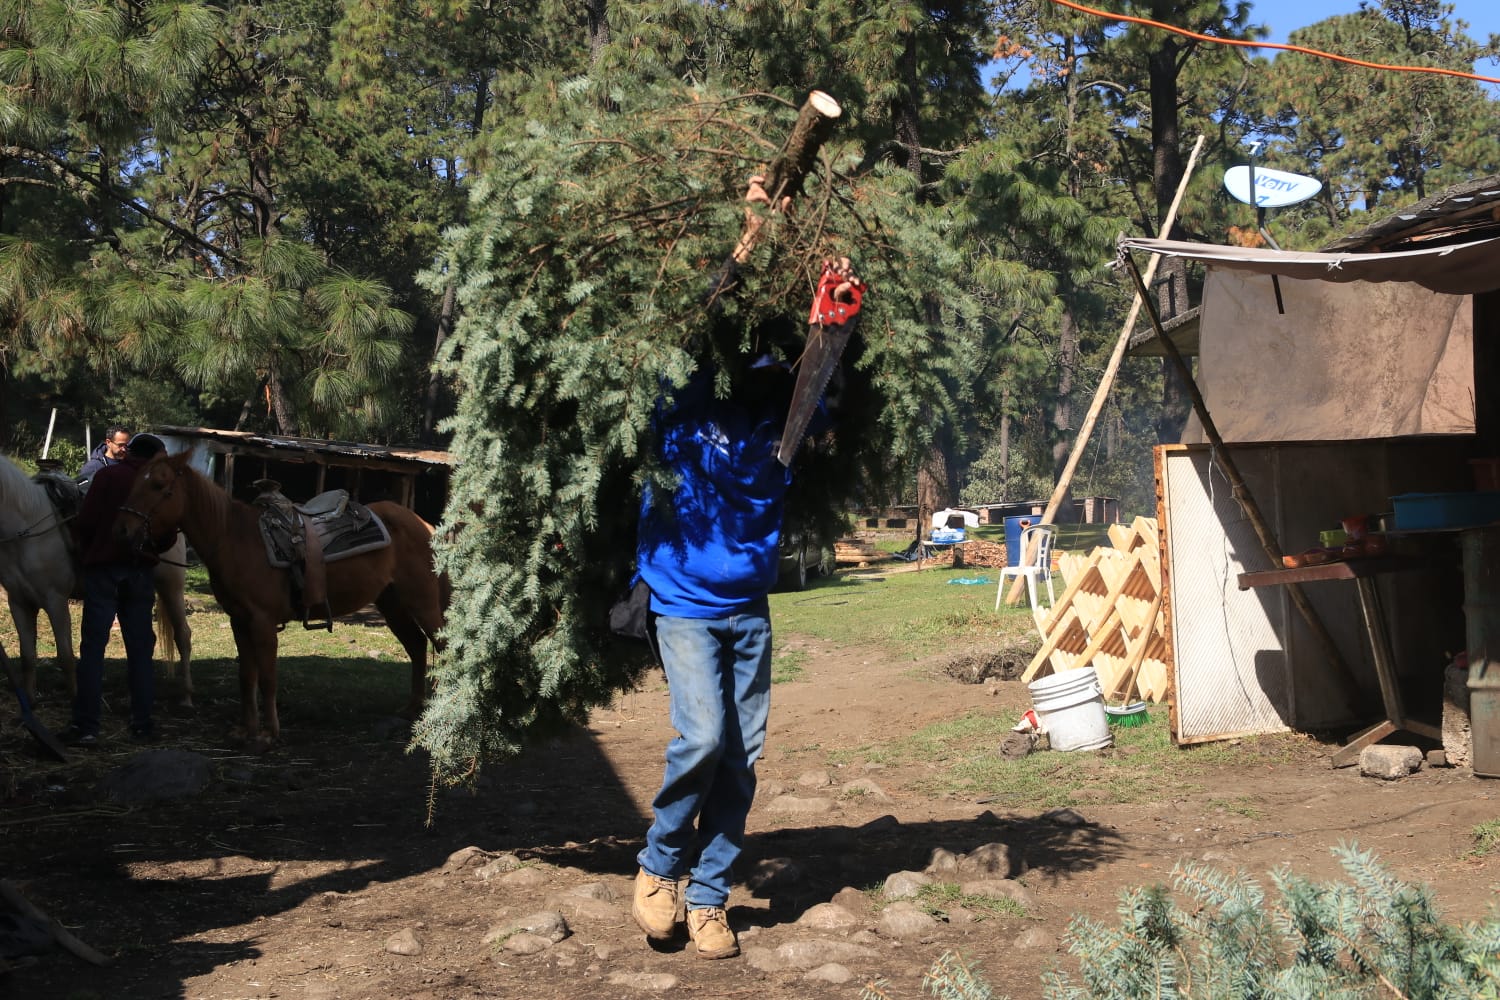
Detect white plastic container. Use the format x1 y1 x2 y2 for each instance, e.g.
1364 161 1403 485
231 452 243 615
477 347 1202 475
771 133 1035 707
1028 666 1113 752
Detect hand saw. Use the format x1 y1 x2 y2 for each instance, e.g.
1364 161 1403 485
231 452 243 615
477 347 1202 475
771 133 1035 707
776 264 866 466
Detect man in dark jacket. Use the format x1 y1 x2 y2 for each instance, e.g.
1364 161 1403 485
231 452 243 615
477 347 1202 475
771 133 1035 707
77 424 132 484
60 433 173 747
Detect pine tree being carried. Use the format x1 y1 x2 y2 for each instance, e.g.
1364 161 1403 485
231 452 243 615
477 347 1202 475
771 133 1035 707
416 86 962 787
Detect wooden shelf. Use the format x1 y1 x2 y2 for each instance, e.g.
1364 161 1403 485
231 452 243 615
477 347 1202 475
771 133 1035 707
1237 555 1423 590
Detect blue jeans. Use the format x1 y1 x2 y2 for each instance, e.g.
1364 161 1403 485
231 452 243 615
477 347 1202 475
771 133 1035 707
72 564 157 736
637 603 772 909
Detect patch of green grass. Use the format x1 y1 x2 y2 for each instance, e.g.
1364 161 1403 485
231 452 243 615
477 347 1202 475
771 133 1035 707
870 534 917 555
964 521 1113 554
771 649 808 684
1470 819 1500 857
837 708 1287 810
19 600 417 735
913 882 1029 920
1209 796 1264 819
768 569 1037 654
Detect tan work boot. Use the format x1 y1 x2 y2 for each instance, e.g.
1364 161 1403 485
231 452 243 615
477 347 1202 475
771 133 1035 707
631 868 680 940
686 906 739 959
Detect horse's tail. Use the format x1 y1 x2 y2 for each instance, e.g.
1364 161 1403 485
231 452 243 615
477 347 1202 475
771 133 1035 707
157 594 179 677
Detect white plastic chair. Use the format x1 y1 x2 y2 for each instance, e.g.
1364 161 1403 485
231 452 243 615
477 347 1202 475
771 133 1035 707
997 524 1057 616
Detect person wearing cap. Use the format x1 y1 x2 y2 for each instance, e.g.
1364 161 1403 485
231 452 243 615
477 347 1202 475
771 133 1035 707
60 433 176 747
629 178 865 959
77 424 132 484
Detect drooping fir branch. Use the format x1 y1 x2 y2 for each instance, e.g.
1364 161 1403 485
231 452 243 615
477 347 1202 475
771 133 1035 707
412 83 981 781
881 845 1500 1000
1040 842 1500 1000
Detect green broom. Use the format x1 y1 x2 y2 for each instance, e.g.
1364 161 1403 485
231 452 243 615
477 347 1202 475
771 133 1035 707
1104 701 1149 727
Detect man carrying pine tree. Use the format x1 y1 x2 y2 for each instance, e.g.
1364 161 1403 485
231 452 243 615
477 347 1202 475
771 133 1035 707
630 178 865 959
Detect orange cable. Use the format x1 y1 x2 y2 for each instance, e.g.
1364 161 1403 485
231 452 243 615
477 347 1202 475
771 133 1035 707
1047 0 1500 85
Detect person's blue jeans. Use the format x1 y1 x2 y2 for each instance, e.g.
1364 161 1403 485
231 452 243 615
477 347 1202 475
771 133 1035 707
637 602 773 909
72 564 157 737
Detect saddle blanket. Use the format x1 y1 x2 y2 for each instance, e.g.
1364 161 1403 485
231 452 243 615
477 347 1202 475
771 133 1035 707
256 489 391 570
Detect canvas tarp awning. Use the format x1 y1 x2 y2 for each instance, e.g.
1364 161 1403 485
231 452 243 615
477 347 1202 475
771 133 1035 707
1119 235 1500 295
1119 237 1483 442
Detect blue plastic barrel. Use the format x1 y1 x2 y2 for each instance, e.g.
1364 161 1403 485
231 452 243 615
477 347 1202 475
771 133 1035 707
1004 515 1036 567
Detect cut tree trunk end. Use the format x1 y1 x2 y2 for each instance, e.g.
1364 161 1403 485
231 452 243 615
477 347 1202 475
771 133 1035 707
760 91 843 205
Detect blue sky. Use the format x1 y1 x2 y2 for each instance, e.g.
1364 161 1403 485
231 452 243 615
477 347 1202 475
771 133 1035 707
993 2 1500 91
1249 0 1500 74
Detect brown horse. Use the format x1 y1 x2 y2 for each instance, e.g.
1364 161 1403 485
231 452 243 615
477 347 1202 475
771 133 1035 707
116 452 447 748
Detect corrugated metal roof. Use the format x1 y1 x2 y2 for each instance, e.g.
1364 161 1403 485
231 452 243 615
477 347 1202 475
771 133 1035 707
1324 174 1500 252
1126 305 1200 358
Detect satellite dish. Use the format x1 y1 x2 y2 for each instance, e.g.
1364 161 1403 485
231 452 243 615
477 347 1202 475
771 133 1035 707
1223 165 1322 208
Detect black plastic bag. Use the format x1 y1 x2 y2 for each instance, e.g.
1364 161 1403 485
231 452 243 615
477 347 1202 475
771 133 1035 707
608 578 653 641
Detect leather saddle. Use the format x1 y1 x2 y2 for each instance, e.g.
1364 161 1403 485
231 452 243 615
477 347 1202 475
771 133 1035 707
33 469 83 524
251 479 391 631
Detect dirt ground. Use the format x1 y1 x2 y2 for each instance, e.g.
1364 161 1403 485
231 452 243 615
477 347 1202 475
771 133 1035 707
3 600 1499 1000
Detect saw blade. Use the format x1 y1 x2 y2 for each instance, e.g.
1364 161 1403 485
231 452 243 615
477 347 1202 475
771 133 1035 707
777 320 853 466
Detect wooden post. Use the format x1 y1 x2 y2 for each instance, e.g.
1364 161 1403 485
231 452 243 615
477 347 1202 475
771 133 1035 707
1120 251 1362 698
1004 134 1206 605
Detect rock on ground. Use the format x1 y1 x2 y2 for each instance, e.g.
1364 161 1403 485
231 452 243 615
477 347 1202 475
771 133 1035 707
383 927 421 956
882 870 932 899
1361 744 1423 779
796 902 861 930
606 971 679 991
877 901 940 940
804 963 854 984
97 749 212 803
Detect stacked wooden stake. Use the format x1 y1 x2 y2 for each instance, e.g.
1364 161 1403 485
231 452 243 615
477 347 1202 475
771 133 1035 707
1020 517 1169 704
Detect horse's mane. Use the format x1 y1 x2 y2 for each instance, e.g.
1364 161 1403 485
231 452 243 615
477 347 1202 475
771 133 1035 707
162 453 239 536
0 452 55 523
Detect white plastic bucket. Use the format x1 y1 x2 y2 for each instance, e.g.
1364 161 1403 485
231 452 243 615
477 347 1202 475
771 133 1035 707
1027 666 1112 752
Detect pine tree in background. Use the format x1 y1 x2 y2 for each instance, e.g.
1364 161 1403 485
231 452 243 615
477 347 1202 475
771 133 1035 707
1249 0 1500 248
412 82 981 778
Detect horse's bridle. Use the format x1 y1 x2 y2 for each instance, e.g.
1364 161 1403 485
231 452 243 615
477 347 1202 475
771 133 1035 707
117 466 179 559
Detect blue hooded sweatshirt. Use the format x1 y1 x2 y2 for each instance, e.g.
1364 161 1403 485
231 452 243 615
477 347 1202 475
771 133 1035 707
637 364 807 619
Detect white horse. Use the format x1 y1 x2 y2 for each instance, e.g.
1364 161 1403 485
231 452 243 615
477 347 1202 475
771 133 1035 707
0 452 193 704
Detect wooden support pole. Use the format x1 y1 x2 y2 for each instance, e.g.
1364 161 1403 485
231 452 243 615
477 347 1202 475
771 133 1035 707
1004 134 1206 605
0 879 110 966
1118 251 1363 699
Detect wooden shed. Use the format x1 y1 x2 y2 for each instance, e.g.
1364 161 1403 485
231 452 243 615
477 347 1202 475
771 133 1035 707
1121 175 1500 755
152 426 453 525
